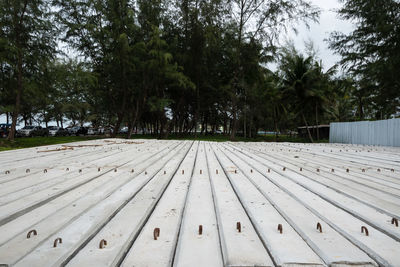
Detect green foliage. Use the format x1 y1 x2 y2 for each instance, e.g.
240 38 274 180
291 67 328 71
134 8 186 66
277 44 336 141
329 0 400 119
1 0 397 144
0 0 57 139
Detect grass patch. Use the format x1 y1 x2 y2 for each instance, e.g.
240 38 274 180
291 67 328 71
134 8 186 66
0 136 103 152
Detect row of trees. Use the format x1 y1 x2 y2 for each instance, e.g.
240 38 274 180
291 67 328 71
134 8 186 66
1 0 399 141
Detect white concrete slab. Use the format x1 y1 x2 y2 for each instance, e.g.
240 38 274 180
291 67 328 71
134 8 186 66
0 142 186 266
219 144 376 266
205 143 274 267
173 143 224 267
213 145 325 267
224 143 400 266
0 140 399 267
121 142 199 267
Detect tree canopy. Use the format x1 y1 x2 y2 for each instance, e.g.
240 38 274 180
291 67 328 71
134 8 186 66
329 0 400 119
1 0 399 141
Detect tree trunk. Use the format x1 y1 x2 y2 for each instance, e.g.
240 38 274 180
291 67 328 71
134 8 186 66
8 52 23 141
230 96 238 141
243 95 246 138
112 113 124 138
301 112 314 143
274 108 279 142
315 102 319 140
127 100 140 139
248 115 252 138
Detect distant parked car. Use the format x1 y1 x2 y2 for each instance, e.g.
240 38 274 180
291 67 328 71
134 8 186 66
47 126 68 136
99 126 114 135
17 126 48 137
67 126 88 136
119 127 128 134
67 126 78 135
87 127 98 135
76 126 88 136
96 126 114 135
0 123 11 138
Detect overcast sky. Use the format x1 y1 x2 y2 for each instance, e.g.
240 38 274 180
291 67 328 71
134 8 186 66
285 0 354 70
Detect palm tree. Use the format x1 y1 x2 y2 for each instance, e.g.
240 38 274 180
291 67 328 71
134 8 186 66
280 51 316 142
278 47 333 142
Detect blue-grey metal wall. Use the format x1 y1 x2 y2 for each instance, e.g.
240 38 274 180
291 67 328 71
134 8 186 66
329 118 400 147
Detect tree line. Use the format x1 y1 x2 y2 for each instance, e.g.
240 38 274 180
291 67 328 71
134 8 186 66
1 0 399 141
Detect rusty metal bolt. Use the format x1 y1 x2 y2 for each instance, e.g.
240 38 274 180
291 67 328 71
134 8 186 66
153 228 160 240
26 169 30 173
392 218 399 227
198 225 203 235
236 222 241 233
53 237 62 248
317 222 322 233
44 169 47 173
27 229 37 239
99 239 107 249
361 226 369 236
277 224 283 234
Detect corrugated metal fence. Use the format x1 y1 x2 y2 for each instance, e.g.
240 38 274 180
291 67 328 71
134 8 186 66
329 118 400 147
